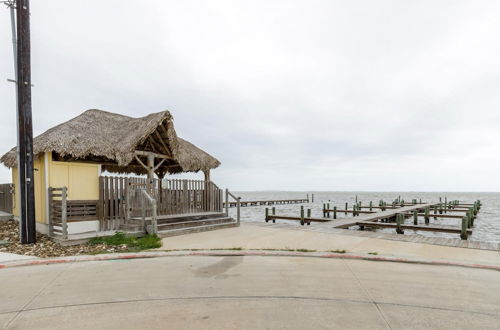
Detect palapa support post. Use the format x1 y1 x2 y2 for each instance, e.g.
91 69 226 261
461 216 468 240
333 206 337 219
413 210 418 225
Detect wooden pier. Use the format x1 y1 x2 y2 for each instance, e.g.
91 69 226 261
263 197 482 240
224 197 310 208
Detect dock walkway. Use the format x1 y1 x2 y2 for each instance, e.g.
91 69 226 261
330 203 435 229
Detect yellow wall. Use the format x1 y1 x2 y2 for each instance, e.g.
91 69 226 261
49 160 99 200
12 154 46 223
11 152 100 224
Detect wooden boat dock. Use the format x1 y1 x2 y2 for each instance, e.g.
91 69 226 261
264 198 481 240
224 197 310 208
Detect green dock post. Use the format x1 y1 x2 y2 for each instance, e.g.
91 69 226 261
355 195 358 203
272 207 276 215
444 197 447 213
311 194 314 203
265 208 269 222
352 204 356 217
369 201 372 211
413 210 418 225
307 208 311 218
396 214 404 234
461 216 468 240
300 206 305 226
424 207 430 225
333 206 337 219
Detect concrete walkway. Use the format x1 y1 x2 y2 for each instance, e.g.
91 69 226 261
1 255 499 329
0 252 37 263
160 223 500 266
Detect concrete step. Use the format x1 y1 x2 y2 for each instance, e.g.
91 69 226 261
157 217 234 230
157 221 239 238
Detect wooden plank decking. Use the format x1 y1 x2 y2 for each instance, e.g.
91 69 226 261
330 203 435 229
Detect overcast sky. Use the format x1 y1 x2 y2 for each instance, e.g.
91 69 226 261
1 0 499 191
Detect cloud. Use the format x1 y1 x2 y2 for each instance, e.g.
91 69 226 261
0 0 499 191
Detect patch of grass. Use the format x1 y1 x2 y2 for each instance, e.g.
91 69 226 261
88 232 162 251
329 249 346 254
368 252 378 255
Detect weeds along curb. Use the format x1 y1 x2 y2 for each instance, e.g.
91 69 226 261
1 250 499 272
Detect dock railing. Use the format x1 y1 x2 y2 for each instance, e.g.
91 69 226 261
225 189 241 224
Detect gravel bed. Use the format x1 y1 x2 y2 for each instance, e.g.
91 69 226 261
0 220 129 258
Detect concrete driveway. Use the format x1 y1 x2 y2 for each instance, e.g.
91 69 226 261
1 255 499 329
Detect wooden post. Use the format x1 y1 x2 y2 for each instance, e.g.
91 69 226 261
345 202 348 215
369 201 372 211
333 206 337 219
272 207 276 215
300 206 305 226
265 208 269 222
413 210 418 225
424 207 430 225
15 0 36 244
61 187 68 240
311 194 314 202
236 197 241 224
396 214 404 234
225 189 229 216
147 152 155 193
307 208 311 218
322 203 326 218
461 216 468 240
47 187 53 236
326 203 330 217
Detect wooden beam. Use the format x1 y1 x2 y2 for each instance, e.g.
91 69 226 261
154 130 172 157
134 150 172 159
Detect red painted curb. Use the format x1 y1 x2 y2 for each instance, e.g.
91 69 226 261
1 250 499 271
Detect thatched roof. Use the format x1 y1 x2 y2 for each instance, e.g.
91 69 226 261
0 109 220 175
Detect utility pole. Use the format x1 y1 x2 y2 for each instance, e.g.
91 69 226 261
4 0 36 243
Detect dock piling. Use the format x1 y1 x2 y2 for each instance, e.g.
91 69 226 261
265 208 269 222
413 210 418 225
333 206 337 219
300 206 305 226
396 214 404 234
461 216 468 240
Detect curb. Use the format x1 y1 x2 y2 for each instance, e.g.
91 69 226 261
1 250 499 271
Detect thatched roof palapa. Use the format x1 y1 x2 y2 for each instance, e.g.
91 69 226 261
0 109 220 175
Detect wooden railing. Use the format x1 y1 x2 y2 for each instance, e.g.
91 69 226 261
99 176 224 230
48 187 99 239
225 189 241 224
